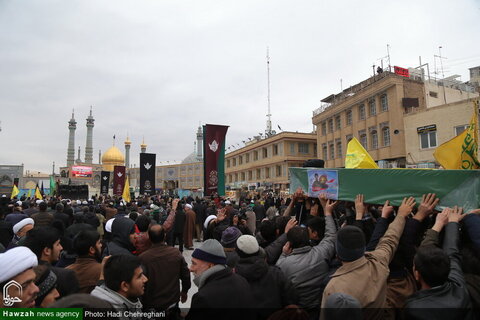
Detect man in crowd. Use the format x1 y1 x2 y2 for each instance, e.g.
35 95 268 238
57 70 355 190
91 254 147 317
139 224 190 315
187 239 255 320
7 217 34 249
66 229 103 293
0 246 39 308
24 226 79 297
31 201 53 227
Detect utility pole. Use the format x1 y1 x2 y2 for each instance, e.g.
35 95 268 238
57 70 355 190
265 46 272 137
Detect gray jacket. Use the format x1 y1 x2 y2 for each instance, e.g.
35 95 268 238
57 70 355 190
91 284 143 320
276 215 336 309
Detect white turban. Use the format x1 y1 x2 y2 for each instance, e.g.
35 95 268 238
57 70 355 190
12 218 34 234
185 204 193 209
204 215 217 229
105 218 115 233
0 247 38 283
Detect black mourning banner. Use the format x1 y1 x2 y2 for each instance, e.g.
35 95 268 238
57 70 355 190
100 171 110 195
140 153 156 195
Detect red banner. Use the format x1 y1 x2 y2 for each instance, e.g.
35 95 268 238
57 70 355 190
113 166 126 196
203 124 229 196
394 66 409 77
71 166 93 178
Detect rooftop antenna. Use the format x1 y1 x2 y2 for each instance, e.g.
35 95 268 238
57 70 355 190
387 44 391 71
265 46 273 136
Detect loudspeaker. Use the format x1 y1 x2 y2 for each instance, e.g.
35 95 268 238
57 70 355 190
302 159 325 168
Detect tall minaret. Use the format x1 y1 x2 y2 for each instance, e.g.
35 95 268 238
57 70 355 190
67 110 76 166
85 106 95 164
98 150 102 164
196 125 203 161
140 137 147 154
125 135 131 168
76 146 82 164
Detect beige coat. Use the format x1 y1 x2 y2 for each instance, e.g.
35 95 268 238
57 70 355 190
321 215 406 320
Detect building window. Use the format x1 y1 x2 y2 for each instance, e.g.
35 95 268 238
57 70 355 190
314 143 317 157
322 143 327 160
228 175 232 183
254 150 258 161
335 139 342 158
382 127 390 147
419 131 437 149
238 156 243 165
328 119 334 133
248 171 253 180
346 109 352 125
369 99 376 116
298 143 309 154
321 122 327 136
335 115 341 130
381 94 388 112
232 158 236 166
227 160 230 168
273 144 278 156
359 104 365 120
265 167 270 179
346 134 353 144
371 130 378 149
290 142 295 154
455 124 468 135
262 148 268 158
276 165 282 177
359 130 367 149
234 173 238 181
256 169 261 179
429 91 438 98
241 172 245 181
328 142 335 160
245 153 250 163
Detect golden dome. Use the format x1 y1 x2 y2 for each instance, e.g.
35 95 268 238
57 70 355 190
102 146 125 171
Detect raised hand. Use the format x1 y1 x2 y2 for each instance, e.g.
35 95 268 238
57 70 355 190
448 206 465 223
398 197 416 217
282 241 292 255
325 199 338 216
284 217 298 233
432 207 450 232
415 193 440 221
354 194 366 219
319 193 328 210
381 200 394 218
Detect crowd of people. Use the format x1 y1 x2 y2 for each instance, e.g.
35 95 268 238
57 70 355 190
0 189 479 319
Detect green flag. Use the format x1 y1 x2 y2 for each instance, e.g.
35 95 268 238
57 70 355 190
50 176 56 196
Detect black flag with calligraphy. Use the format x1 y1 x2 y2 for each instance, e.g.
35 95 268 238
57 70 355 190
113 166 126 196
140 153 156 195
100 171 110 195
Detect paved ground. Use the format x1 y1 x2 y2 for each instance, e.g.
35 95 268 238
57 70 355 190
178 241 201 310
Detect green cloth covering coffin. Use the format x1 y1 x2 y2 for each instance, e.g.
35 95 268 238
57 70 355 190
289 168 480 213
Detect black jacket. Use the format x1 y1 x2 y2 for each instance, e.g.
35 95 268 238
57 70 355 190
103 218 135 257
404 222 474 320
186 268 255 320
236 255 297 319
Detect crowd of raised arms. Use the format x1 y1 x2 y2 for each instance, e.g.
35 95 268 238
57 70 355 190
0 189 479 320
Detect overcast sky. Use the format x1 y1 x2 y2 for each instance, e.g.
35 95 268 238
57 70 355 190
1 0 479 173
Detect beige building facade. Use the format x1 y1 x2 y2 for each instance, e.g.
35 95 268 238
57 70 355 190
312 68 479 168
404 97 479 167
312 72 426 168
225 132 317 192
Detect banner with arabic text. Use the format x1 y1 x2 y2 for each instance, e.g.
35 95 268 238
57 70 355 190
140 153 156 195
113 166 126 196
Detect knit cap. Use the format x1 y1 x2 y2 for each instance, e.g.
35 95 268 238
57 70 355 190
336 226 366 262
192 239 226 265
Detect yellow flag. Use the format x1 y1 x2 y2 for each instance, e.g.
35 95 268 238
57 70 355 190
10 185 19 199
122 177 131 203
345 136 379 169
27 189 32 198
434 100 480 169
35 186 43 200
